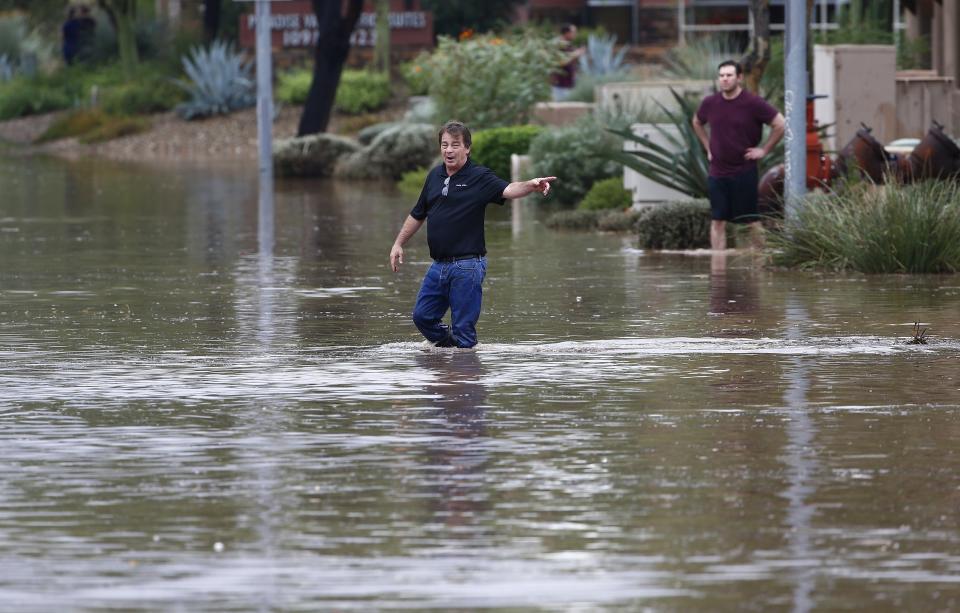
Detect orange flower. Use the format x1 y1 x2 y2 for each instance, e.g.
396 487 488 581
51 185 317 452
458 28 474 41
490 37 504 45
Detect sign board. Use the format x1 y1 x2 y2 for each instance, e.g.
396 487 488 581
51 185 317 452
238 1 433 49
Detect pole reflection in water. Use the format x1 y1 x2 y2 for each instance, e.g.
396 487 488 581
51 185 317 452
414 351 490 530
258 173 275 347
782 296 816 613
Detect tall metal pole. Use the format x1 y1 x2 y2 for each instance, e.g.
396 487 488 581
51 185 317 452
784 0 807 221
255 0 274 256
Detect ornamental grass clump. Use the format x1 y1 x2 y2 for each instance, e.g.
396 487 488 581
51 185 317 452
772 181 960 273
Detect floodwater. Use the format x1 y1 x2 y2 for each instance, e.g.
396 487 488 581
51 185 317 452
1 155 960 611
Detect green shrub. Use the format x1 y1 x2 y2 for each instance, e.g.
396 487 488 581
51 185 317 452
579 176 631 211
400 53 430 96
398 166 430 197
0 77 73 120
545 209 605 231
276 68 312 104
636 200 713 249
529 115 621 205
771 181 960 273
79 115 150 143
470 125 543 179
598 209 644 232
100 78 185 114
422 33 565 129
335 70 391 115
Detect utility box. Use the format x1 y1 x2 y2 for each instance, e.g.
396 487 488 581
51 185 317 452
623 123 688 204
814 45 897 152
895 71 955 138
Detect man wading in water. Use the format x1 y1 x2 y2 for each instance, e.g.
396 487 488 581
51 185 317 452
692 60 785 250
389 120 556 348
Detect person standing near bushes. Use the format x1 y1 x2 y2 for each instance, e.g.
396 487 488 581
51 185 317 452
389 120 556 349
551 24 585 101
692 59 785 250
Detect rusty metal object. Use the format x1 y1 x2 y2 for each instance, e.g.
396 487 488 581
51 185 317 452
758 163 785 215
835 123 895 183
908 121 960 181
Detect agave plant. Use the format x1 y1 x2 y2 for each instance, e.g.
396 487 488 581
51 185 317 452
606 88 783 199
662 34 745 81
175 40 255 120
578 33 629 77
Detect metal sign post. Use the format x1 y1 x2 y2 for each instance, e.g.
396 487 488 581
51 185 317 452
254 0 274 255
784 0 808 221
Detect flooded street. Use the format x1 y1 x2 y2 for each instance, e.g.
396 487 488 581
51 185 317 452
1 155 960 610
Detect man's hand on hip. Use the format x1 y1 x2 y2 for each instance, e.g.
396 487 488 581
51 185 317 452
744 147 766 161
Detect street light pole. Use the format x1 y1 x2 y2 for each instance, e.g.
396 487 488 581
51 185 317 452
255 0 274 255
784 0 808 221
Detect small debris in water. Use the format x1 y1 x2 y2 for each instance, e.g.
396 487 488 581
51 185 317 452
213 542 225 553
907 321 929 345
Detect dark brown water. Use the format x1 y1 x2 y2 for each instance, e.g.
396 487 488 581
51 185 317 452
1 155 959 611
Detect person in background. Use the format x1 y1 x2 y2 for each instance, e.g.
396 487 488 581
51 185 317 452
62 5 81 65
551 23 585 102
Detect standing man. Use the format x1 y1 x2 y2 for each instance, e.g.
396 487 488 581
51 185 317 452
389 120 556 349
693 60 785 250
551 24 584 101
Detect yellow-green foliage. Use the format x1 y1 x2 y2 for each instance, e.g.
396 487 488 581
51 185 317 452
276 68 312 104
578 176 632 211
471 125 543 180
335 70 391 115
397 166 429 197
35 109 148 144
79 116 150 143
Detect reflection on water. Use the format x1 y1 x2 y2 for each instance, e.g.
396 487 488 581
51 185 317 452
1 156 960 609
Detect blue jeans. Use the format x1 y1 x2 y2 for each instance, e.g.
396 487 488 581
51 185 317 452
412 257 487 348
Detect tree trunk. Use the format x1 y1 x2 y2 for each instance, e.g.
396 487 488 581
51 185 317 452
741 0 770 93
203 0 222 43
374 0 390 75
97 0 139 78
297 0 364 136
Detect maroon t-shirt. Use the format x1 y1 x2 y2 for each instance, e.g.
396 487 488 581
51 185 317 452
696 90 778 177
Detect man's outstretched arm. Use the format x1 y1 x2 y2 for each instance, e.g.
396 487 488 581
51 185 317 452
390 215 424 272
502 176 557 200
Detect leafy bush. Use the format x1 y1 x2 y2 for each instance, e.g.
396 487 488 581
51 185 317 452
0 13 51 77
400 53 430 96
422 33 565 129
100 78 185 114
398 166 430 197
529 115 622 205
636 200 713 249
276 68 311 104
175 40 255 120
470 125 543 179
334 70 391 115
578 33 628 77
579 176 632 210
771 181 960 273
0 76 73 120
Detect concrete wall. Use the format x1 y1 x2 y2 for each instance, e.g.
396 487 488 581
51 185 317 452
895 72 956 138
623 123 687 204
814 45 897 151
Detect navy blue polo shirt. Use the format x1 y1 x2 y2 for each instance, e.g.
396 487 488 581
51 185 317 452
410 159 509 261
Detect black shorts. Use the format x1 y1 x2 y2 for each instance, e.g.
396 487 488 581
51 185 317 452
708 166 759 223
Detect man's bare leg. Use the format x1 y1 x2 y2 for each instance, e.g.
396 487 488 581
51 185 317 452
711 220 727 251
